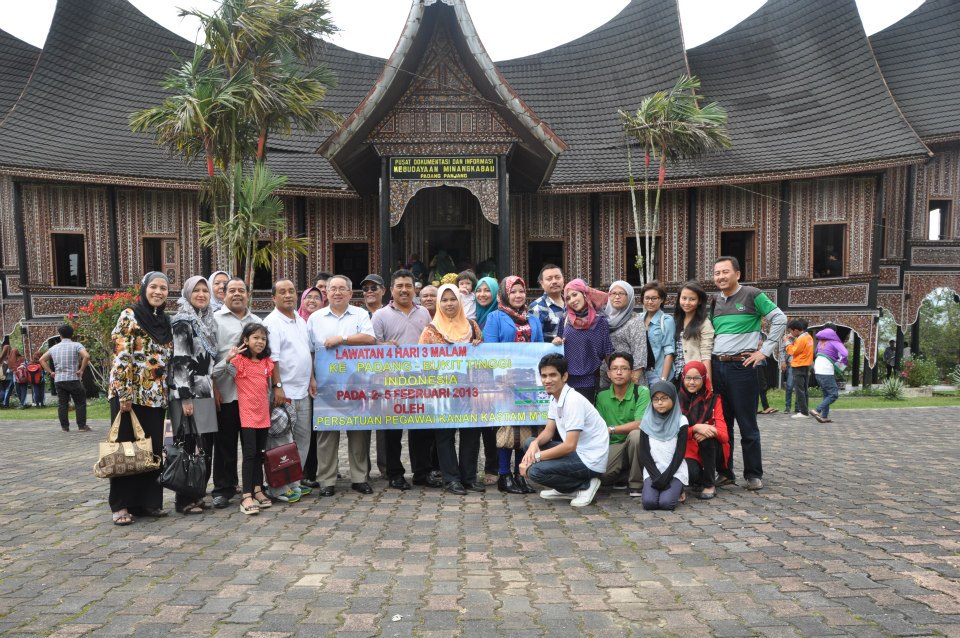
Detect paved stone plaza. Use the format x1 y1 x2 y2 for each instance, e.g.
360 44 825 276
1 407 959 637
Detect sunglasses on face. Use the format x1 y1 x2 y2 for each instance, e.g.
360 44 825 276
362 285 379 292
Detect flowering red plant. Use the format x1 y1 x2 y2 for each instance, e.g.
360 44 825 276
65 290 139 393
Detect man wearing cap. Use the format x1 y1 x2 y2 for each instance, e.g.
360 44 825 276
371 269 436 490
361 274 386 316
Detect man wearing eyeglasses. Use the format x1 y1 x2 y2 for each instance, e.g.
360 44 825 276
361 274 386 316
594 352 650 497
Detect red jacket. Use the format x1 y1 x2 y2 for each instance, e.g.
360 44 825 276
683 395 731 468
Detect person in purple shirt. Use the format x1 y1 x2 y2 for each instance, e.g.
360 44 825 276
553 279 614 405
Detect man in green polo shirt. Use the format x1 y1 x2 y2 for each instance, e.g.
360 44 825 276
595 352 651 497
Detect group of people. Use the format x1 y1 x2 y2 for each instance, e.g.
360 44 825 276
0 343 48 410
97 254 851 525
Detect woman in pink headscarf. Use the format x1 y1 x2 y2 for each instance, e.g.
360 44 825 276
552 278 614 404
298 287 326 322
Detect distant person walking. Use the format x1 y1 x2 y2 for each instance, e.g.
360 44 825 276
39 324 91 432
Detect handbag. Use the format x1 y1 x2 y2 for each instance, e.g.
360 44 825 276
263 441 303 488
495 425 538 449
158 414 207 498
93 410 161 478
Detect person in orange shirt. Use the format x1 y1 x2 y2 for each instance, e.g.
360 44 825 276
784 319 813 419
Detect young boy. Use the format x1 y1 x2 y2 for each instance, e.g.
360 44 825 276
520 354 609 507
457 270 477 320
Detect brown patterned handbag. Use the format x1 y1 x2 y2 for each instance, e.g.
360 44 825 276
93 410 161 478
495 425 538 449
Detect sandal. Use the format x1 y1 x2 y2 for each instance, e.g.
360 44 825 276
112 511 134 526
137 508 169 518
760 407 778 414
180 504 204 515
239 496 260 515
678 491 687 505
253 490 273 508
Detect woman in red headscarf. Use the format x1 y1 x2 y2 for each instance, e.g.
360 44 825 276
552 278 613 404
677 360 729 500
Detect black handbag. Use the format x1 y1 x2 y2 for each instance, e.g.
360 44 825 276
158 414 207 498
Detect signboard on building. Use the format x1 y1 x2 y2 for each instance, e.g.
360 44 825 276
390 156 498 180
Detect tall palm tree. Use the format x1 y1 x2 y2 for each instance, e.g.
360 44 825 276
620 75 732 283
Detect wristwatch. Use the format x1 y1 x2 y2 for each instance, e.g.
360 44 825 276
341 335 347 345
273 382 283 389
534 451 542 463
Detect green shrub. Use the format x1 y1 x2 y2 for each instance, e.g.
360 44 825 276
950 364 960 387
881 376 905 401
899 356 941 387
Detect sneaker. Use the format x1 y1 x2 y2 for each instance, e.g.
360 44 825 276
539 488 575 500
745 478 763 491
571 478 602 507
274 489 301 503
628 487 643 498
809 409 826 423
791 412 809 419
78 426 93 432
297 484 312 496
612 481 628 490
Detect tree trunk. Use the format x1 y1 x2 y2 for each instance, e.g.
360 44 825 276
626 144 643 285
643 145 652 285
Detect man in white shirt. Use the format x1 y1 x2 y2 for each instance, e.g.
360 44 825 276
262 279 317 497
307 274 377 495
520 353 608 507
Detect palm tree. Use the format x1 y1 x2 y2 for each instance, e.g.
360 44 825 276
620 75 732 283
198 162 308 293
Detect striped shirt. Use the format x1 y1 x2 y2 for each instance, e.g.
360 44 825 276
47 338 86 382
711 286 786 358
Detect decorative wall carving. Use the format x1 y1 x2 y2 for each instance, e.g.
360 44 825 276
5 275 20 295
398 187 494 271
0 175 15 269
600 190 686 285
912 146 960 240
911 245 960 266
903 271 960 326
789 177 875 278
511 193 592 284
391 179 499 225
879 265 900 286
306 196 379 277
697 183 779 283
883 166 908 259
788 284 869 307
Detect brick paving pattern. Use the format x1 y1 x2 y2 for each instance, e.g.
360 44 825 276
1 407 959 637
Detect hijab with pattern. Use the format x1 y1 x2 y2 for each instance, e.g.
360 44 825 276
604 280 635 332
430 284 474 343
640 380 682 441
133 271 172 345
172 275 218 357
564 278 608 331
497 275 532 342
474 276 500 327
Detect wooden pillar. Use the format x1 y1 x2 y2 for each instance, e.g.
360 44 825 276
852 334 861 387
910 319 921 357
379 158 391 288
107 186 121 288
12 181 31 320
497 155 511 278
895 326 905 369
777 181 790 308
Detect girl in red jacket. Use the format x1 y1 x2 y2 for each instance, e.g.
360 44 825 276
678 361 730 500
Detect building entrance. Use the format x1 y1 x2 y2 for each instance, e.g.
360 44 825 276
395 186 497 282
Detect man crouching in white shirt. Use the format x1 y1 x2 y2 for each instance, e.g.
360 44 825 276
520 353 609 507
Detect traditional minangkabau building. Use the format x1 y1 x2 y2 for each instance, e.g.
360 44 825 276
0 0 958 382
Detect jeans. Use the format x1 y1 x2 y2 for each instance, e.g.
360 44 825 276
32 383 45 407
815 374 839 418
523 437 601 493
784 366 794 412
55 380 87 430
713 359 763 481
641 477 683 511
0 377 14 406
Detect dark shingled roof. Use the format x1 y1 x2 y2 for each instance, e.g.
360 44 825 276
0 0 352 190
497 0 689 186
684 0 929 180
0 28 40 122
870 0 960 143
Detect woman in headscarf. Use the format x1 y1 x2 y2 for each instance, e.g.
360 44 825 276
472 276 500 484
419 284 484 494
482 276 544 495
638 381 689 511
107 272 173 525
810 326 848 423
600 280 647 389
298 286 326 322
677 361 728 500
208 271 230 312
167 276 218 515
553 279 614 404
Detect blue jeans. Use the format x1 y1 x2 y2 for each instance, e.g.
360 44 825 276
713 359 763 481
523 437 601 494
784 366 794 412
815 374 839 418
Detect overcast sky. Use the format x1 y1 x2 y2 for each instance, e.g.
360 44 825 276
0 0 925 59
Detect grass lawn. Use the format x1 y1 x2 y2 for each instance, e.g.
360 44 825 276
0 398 112 421
763 388 960 411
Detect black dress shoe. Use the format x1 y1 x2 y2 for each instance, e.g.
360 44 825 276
514 472 536 494
388 477 412 490
319 486 336 497
212 496 231 509
301 479 320 489
413 476 444 488
463 482 486 493
445 481 467 495
351 482 373 494
497 474 525 494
